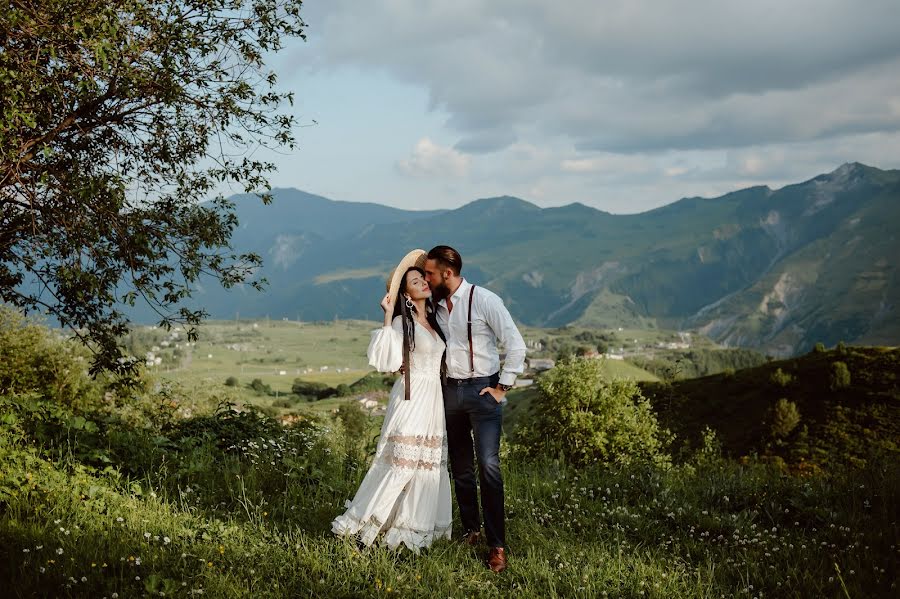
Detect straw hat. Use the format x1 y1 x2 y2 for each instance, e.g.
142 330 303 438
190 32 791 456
385 249 428 301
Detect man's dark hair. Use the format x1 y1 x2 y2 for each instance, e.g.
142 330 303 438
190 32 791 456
427 245 463 276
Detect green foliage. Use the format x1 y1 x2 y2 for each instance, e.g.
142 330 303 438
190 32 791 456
515 357 671 468
641 346 900 469
692 426 723 466
348 371 397 393
630 348 766 380
814 342 827 353
0 0 306 376
0 306 99 408
770 398 801 438
769 367 794 388
224 376 239 387
334 403 369 441
830 361 851 390
291 379 336 401
249 378 273 396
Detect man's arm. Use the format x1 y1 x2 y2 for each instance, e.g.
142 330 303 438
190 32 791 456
482 292 527 387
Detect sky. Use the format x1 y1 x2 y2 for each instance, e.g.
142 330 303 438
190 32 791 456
246 0 900 214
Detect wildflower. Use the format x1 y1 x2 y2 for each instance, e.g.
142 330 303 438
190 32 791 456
144 532 151 540
56 548 64 555
81 577 87 582
163 537 171 545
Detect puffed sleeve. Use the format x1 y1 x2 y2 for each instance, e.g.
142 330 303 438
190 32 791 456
367 315 404 372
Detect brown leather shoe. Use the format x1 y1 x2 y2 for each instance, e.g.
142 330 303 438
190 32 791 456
487 547 507 573
462 530 482 546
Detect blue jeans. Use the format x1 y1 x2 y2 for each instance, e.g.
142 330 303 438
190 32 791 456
443 373 505 548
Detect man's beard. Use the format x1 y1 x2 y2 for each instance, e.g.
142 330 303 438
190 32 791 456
431 280 451 302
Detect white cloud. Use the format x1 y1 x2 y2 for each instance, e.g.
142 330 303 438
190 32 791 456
280 1 900 213
397 138 471 178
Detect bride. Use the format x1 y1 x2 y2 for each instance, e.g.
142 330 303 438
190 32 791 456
331 249 452 551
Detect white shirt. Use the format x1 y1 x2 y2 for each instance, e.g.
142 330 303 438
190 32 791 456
435 279 527 387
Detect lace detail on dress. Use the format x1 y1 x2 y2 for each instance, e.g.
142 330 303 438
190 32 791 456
375 433 447 470
385 434 443 448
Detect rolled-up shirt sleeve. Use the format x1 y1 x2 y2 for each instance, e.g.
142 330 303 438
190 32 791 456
482 295 527 387
367 315 404 372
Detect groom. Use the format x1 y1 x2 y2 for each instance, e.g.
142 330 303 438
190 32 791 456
424 245 527 573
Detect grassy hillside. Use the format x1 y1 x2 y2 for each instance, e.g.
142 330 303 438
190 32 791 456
640 346 900 469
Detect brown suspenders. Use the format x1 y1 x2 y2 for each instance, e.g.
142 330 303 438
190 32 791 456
467 284 476 374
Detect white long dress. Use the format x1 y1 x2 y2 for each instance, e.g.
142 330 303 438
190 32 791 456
331 315 452 551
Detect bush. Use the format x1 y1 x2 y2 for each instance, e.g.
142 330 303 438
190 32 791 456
769 367 794 388
249 378 273 396
0 306 100 408
291 378 335 400
349 371 397 393
813 342 826 353
514 357 671 468
224 376 239 387
335 403 369 440
830 361 851 390
770 398 801 438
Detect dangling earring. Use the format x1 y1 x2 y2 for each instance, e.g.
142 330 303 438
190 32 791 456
405 296 414 309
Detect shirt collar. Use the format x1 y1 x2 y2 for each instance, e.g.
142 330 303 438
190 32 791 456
439 278 470 307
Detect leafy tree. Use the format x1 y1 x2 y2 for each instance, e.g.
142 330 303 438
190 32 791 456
0 0 306 375
830 361 851 390
770 367 794 388
770 398 801 438
515 357 671 468
291 378 334 400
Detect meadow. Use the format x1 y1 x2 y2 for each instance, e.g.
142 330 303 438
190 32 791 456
1 311 898 597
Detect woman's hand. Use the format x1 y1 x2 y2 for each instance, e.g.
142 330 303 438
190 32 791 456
380 293 394 313
381 293 395 326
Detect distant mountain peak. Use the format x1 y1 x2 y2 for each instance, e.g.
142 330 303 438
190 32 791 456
454 195 541 216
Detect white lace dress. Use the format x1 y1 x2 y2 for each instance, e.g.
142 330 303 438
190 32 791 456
331 315 452 551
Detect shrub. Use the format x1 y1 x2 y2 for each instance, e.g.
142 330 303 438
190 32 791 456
291 378 335 400
771 398 801 438
813 342 826 353
335 403 369 440
693 426 723 465
0 306 100 408
830 361 851 390
349 371 397 393
514 357 671 468
249 378 273 395
224 376 239 387
770 367 794 388
836 341 847 354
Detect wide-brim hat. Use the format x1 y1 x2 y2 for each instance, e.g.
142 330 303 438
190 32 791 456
385 249 428 300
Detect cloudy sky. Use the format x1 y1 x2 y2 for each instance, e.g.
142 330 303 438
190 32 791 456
252 0 900 213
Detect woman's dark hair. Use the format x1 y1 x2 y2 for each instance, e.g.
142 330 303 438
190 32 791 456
393 266 446 400
427 245 462 276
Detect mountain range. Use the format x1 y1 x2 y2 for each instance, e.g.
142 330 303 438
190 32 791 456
187 162 899 356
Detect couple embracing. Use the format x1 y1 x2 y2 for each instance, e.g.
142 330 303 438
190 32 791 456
331 245 526 572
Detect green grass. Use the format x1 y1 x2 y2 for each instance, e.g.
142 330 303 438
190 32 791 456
3 403 897 598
